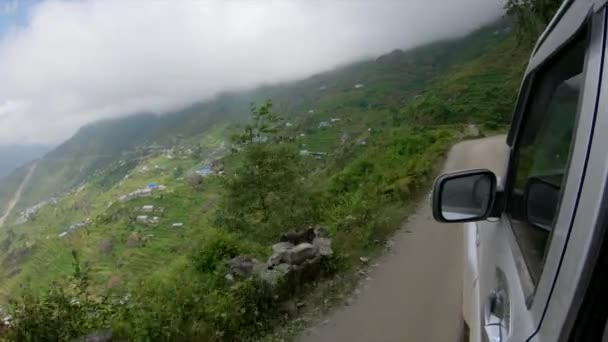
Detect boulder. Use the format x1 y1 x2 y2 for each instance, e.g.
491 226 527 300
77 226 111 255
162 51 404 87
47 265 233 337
107 275 122 289
98 238 113 255
258 263 292 288
313 225 330 238
126 232 140 248
227 256 263 278
280 227 315 245
278 300 298 317
285 243 319 265
272 241 294 254
313 237 333 257
267 241 294 267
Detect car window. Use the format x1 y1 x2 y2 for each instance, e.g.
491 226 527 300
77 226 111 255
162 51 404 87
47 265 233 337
507 36 587 285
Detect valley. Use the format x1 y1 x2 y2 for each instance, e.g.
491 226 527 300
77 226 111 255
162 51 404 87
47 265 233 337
0 17 531 341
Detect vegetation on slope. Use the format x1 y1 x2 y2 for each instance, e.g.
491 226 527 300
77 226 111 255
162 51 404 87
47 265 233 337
0 13 544 341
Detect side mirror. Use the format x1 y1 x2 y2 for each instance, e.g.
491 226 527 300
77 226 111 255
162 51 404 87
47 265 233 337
432 169 498 223
524 177 560 231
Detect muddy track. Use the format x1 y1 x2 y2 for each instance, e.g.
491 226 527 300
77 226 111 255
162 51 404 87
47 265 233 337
0 163 37 227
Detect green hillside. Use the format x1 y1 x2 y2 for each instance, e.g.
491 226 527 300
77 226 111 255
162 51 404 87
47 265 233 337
2 18 514 214
0 17 534 341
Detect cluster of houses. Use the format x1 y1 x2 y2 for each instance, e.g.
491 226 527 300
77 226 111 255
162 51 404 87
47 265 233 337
118 183 166 202
134 204 183 229
195 158 225 177
14 198 58 225
58 220 88 238
318 117 341 129
136 214 160 226
299 150 328 159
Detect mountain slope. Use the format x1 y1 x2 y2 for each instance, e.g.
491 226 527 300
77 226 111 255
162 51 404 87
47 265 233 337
0 16 539 340
3 18 514 213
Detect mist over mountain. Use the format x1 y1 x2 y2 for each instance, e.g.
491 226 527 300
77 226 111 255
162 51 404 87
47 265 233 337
0 144 49 177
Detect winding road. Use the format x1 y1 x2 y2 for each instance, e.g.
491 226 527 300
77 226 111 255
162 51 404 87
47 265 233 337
298 135 508 342
0 163 37 227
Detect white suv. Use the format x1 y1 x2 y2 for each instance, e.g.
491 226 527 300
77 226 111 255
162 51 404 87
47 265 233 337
432 0 608 341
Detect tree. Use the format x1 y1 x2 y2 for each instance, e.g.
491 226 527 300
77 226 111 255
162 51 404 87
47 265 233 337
217 101 317 241
505 0 562 44
232 100 283 145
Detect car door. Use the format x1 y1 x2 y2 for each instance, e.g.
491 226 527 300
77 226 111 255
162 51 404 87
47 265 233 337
475 2 605 342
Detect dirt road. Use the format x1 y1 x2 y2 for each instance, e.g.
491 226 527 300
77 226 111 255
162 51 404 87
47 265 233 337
0 163 37 227
298 135 508 342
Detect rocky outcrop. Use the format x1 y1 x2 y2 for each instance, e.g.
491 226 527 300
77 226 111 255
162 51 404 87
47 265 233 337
225 226 333 298
284 243 318 265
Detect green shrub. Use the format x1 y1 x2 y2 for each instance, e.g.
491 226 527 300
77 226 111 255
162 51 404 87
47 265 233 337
191 230 243 274
7 284 114 341
203 279 274 341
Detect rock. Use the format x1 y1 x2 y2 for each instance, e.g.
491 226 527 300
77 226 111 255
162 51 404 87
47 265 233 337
227 256 263 278
200 200 215 213
359 256 370 264
224 273 235 286
71 329 112 342
285 243 319 265
106 275 122 289
464 124 480 138
280 228 315 245
98 238 113 255
313 225 329 238
385 239 395 250
272 241 294 253
267 241 294 267
279 300 298 317
126 232 140 248
259 263 292 288
312 237 333 257
344 215 356 222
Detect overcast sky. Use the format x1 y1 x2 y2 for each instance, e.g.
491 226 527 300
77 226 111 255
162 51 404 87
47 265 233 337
0 0 503 145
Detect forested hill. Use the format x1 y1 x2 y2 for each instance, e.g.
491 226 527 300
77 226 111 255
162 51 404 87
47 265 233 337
0 17 513 212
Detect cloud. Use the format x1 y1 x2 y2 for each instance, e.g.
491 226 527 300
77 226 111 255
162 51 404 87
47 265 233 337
0 0 502 145
0 1 18 16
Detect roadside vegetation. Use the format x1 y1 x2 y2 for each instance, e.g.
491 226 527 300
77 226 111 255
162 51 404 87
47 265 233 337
0 2 559 339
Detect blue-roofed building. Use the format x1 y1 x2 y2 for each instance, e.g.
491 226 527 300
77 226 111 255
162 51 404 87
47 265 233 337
196 167 213 177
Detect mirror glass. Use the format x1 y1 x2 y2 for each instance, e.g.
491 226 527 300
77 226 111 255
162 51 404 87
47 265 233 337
525 177 560 231
440 173 493 221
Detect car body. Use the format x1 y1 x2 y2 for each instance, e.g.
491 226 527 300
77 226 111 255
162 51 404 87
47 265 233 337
432 0 608 341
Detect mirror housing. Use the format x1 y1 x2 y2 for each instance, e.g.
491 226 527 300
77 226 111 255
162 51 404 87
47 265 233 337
432 169 500 223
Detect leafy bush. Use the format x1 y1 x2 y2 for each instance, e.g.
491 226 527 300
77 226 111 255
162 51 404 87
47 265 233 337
203 279 274 341
6 253 115 341
216 143 319 242
191 229 244 273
